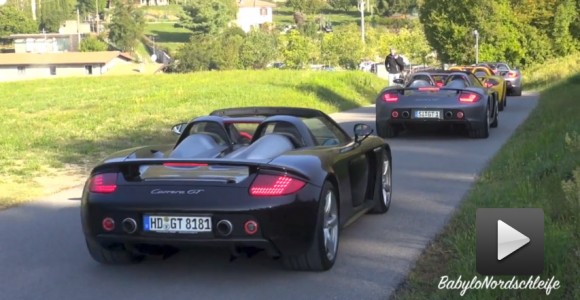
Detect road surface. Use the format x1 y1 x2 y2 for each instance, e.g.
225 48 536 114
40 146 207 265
0 93 539 300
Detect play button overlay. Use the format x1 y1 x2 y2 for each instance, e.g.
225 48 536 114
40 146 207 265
476 208 544 275
497 220 530 261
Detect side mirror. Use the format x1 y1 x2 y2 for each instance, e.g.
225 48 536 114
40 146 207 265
393 78 404 85
171 122 187 135
354 123 373 143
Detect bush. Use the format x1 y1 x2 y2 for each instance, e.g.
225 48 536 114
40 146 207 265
80 35 108 52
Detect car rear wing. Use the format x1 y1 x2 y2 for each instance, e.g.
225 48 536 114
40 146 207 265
92 158 307 182
210 107 324 118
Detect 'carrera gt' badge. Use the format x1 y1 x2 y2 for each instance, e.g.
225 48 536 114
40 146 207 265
150 189 205 195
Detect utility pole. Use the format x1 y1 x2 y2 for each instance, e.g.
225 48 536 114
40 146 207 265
31 0 36 21
359 1 365 44
77 8 81 49
96 0 99 34
473 30 479 64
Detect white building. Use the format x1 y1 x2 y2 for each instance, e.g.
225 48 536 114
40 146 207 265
0 51 133 81
235 0 276 33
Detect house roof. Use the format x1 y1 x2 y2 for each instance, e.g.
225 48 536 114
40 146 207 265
8 33 81 39
237 0 276 8
0 51 134 66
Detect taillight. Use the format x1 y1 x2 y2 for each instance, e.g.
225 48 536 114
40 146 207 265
484 82 494 88
507 71 518 78
458 92 481 103
249 174 306 197
436 82 443 87
383 92 398 102
89 173 117 193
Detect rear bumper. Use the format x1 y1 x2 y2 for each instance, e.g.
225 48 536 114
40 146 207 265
376 104 486 128
81 183 322 257
505 78 521 89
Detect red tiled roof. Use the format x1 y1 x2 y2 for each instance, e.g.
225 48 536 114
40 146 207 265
0 51 134 66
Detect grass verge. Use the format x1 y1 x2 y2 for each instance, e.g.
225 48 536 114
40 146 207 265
391 71 580 298
0 70 386 209
522 54 580 91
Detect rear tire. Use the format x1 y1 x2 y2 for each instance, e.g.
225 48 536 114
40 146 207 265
369 149 392 214
377 122 398 138
498 93 504 111
490 99 499 128
469 104 490 139
513 86 522 96
85 238 144 265
503 83 508 107
282 182 339 271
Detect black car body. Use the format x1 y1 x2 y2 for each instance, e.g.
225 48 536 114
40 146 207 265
81 107 393 271
376 71 499 139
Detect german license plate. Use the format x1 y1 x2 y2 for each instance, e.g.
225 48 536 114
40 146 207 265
414 110 441 119
143 215 212 233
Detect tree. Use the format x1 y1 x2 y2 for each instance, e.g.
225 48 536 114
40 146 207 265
107 0 145 52
278 30 319 68
239 29 278 69
0 5 37 37
321 23 364 69
173 34 217 72
212 27 246 70
551 0 578 55
286 0 327 14
77 0 107 17
329 0 357 12
179 0 237 35
80 35 108 52
375 0 417 16
38 0 75 32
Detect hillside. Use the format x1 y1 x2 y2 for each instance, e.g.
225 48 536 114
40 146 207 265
0 70 387 208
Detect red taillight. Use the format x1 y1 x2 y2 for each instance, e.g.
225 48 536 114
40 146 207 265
244 220 259 235
457 111 464 119
383 92 398 102
391 110 399 118
249 174 306 197
484 82 494 88
436 82 443 87
458 92 481 103
163 162 208 167
507 71 518 78
102 217 115 231
89 173 117 193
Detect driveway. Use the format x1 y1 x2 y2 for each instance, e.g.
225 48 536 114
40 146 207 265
0 93 539 300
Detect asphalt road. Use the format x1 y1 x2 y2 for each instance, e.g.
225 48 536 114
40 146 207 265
0 93 539 300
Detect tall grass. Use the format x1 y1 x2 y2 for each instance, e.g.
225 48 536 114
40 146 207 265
522 53 580 91
0 70 386 208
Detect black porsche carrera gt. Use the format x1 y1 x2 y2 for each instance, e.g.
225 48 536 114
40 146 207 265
81 107 393 271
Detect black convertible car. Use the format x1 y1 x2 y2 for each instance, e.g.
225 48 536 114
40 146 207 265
81 107 393 271
377 71 499 139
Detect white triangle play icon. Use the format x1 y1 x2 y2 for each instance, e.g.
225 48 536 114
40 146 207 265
497 220 530 261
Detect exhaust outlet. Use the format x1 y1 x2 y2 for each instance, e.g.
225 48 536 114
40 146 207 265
401 111 410 118
122 218 137 234
444 111 453 119
216 220 233 237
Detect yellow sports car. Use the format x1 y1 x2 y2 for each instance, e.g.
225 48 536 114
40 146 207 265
449 66 507 111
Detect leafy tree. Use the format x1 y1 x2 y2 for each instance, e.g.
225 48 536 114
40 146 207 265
278 30 319 68
77 0 107 17
107 0 145 52
551 0 578 55
179 0 237 35
80 35 108 52
239 29 279 69
0 5 37 37
38 0 75 32
321 23 363 68
212 27 246 70
375 0 417 16
173 34 217 72
286 0 327 14
329 0 357 12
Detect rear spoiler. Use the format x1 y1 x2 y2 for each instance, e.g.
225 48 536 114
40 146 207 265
210 106 324 118
383 87 472 93
92 158 306 179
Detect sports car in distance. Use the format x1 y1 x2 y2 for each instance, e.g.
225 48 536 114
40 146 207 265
478 62 523 96
377 71 499 139
450 66 507 111
81 107 393 271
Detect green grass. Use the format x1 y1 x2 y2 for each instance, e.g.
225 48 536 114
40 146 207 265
392 69 580 297
522 54 580 91
140 4 184 22
0 70 386 209
144 23 193 53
